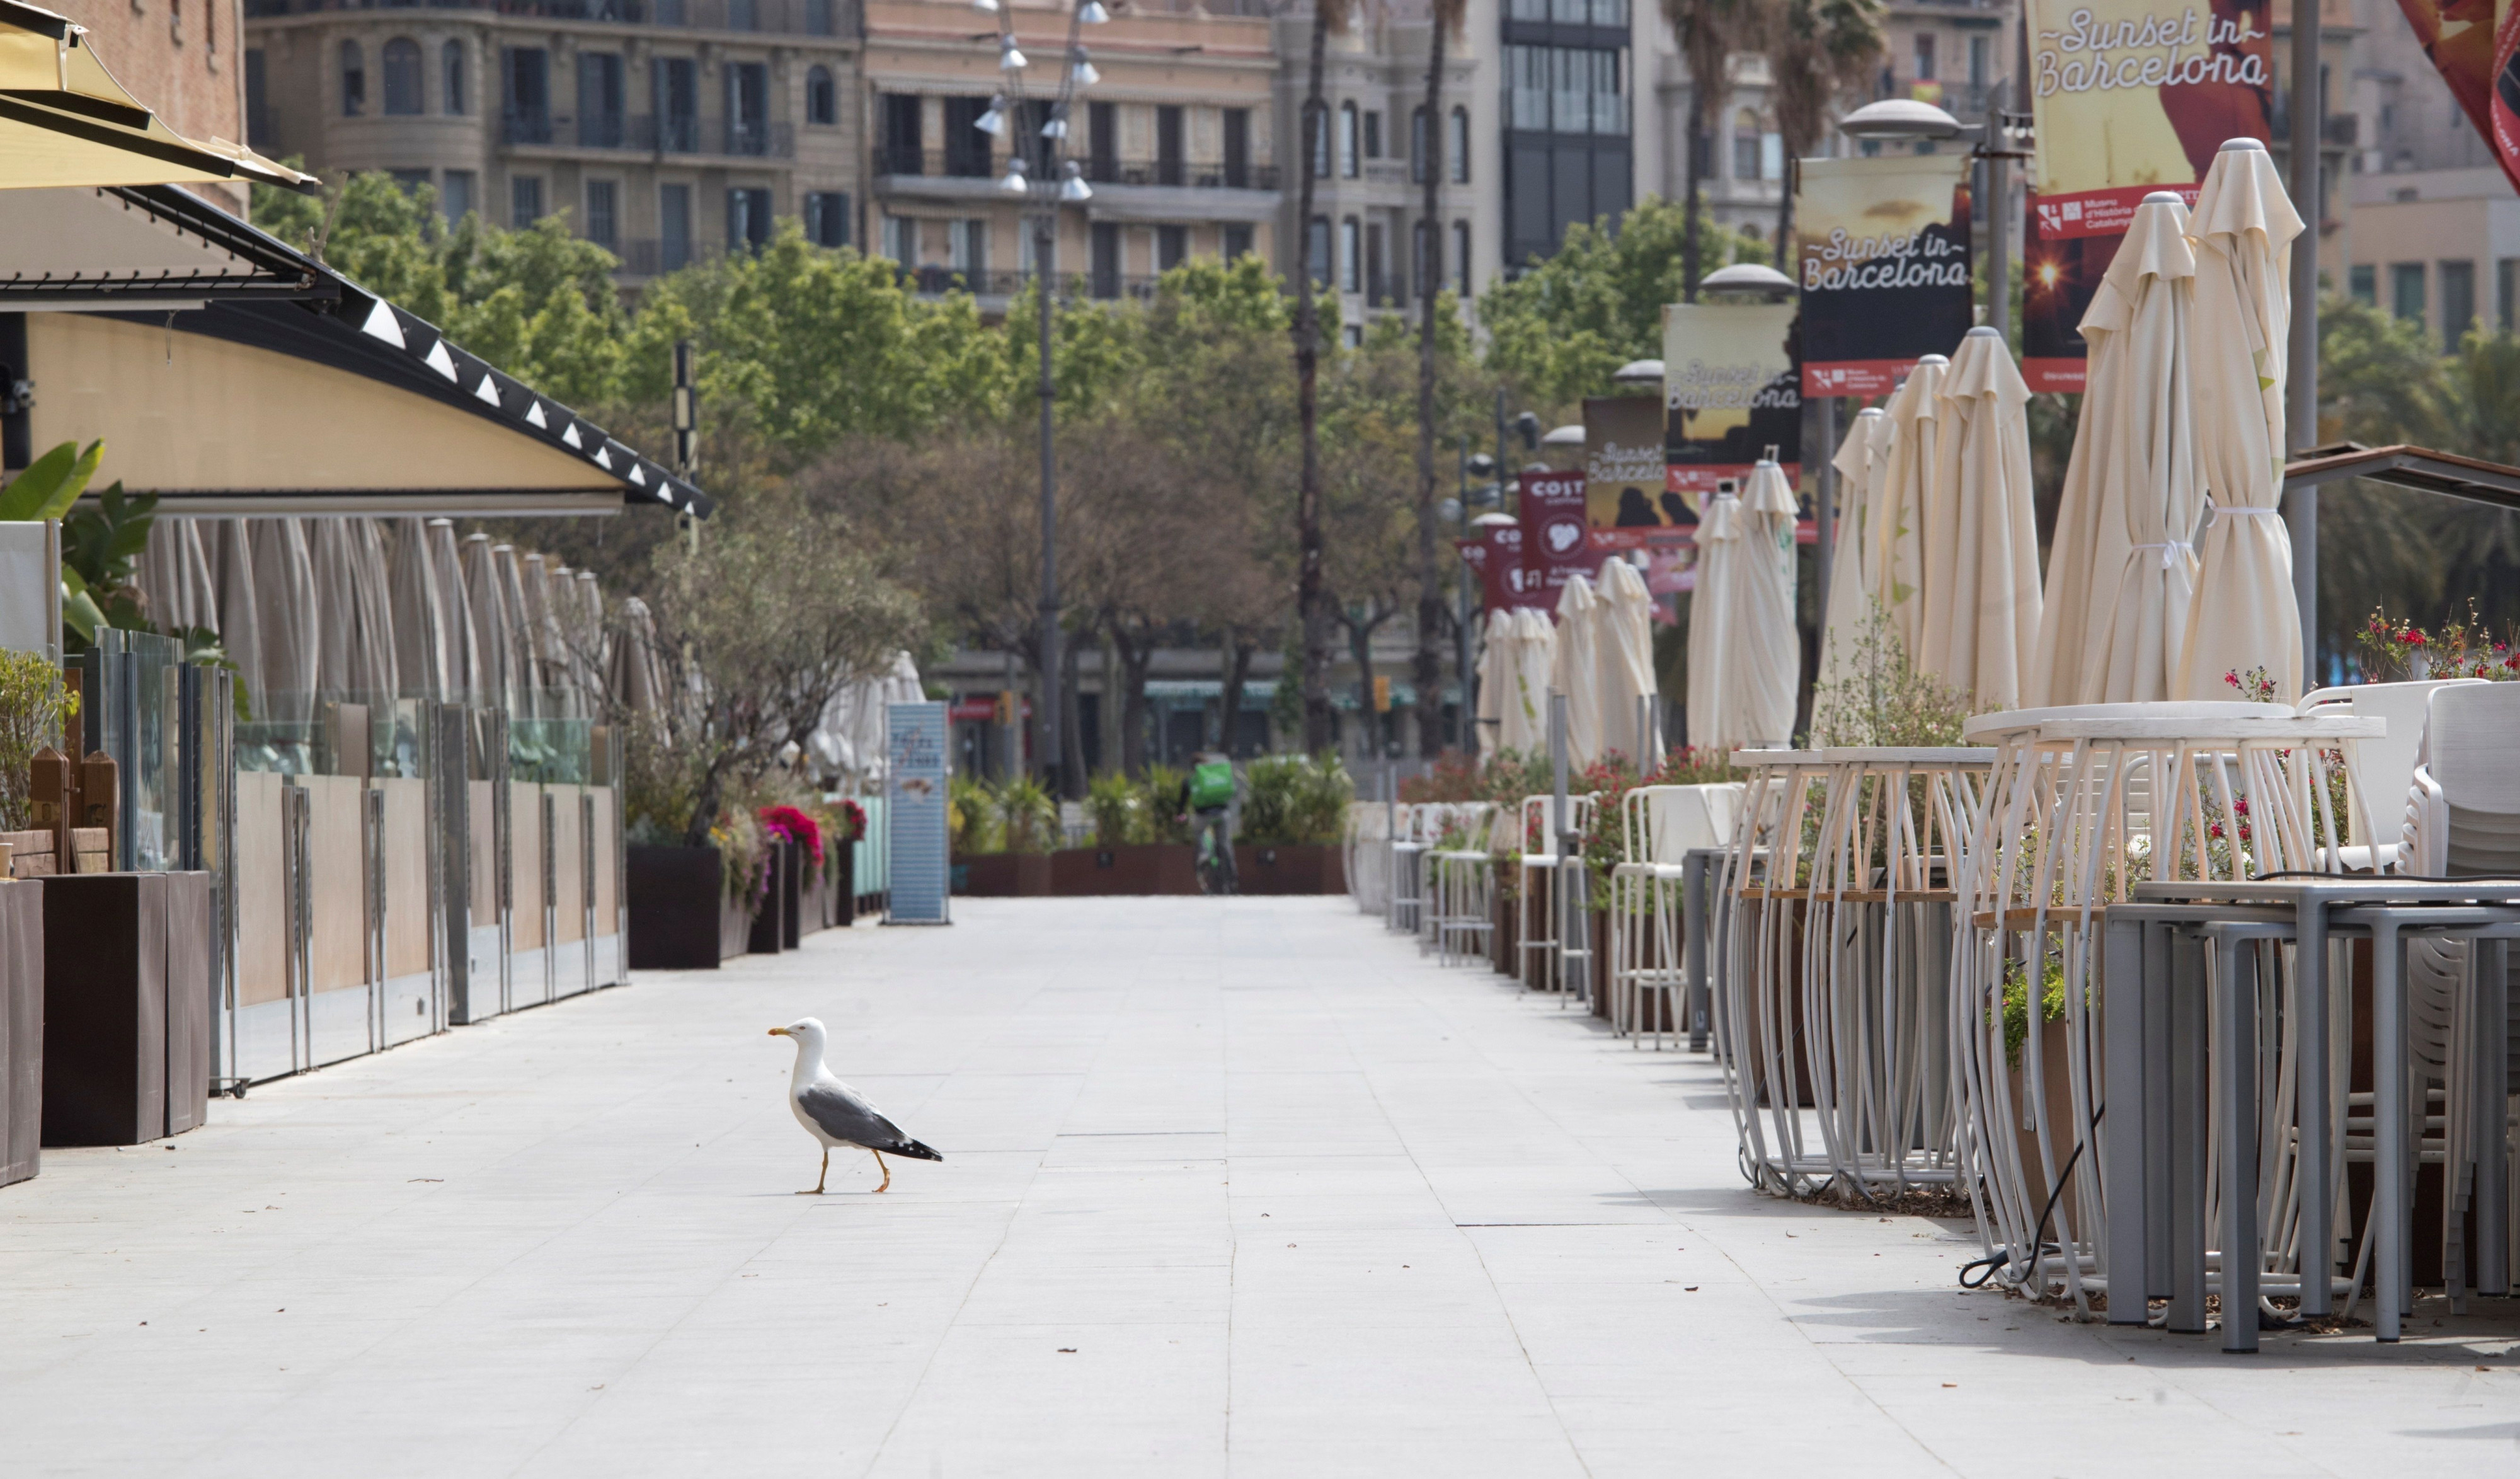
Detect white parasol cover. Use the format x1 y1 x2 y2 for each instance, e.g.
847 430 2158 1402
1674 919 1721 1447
1922 326 2042 710
461 533 513 714
1685 492 1740 753
249 517 319 724
1550 573 1605 769
1595 556 1660 763
427 519 483 703
2176 139 2305 702
1504 606 1556 756
387 518 446 700
1727 459 1802 749
1873 354 1947 657
1818 405 1888 690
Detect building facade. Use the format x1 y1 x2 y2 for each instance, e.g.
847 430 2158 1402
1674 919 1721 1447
243 0 864 280
865 0 1281 313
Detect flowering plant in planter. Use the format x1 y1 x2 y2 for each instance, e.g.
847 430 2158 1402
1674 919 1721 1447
2355 603 2520 682
829 797 868 845
759 803 825 879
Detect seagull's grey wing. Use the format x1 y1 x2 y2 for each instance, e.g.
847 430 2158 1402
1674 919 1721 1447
798 1082 942 1161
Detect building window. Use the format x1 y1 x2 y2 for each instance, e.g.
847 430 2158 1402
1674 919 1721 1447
442 170 476 226
728 188 773 251
577 53 624 147
807 66 836 126
511 175 544 229
577 180 612 249
340 40 364 117
1343 323 1363 348
1363 110 1382 159
655 59 699 153
728 0 758 30
805 191 850 248
443 40 467 115
1733 109 1762 180
661 183 692 271
1308 215 1331 286
1453 220 1470 296
1152 224 1184 273
951 218 986 278
1223 108 1250 189
1969 35 1989 89
502 48 550 144
1365 222 1385 302
1915 33 1937 82
725 62 769 156
389 168 432 199
2348 263 2375 306
382 39 422 115
1505 45 1624 134
806 0 833 35
1411 106 1429 183
2391 263 2426 324
1339 101 1359 177
883 214 917 267
2500 259 2519 330
1157 105 1185 186
1340 217 1360 292
1091 220 1121 299
1450 106 1469 182
1223 223 1254 262
246 49 271 147
2441 258 2477 349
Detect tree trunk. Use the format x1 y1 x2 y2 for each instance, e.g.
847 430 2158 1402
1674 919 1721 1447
1217 631 1256 756
1411 18 1449 760
1115 628 1154 775
1683 78 1706 302
1060 621 1086 796
1344 607 1387 759
1294 11 1334 753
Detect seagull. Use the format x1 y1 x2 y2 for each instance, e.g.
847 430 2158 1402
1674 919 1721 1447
767 1018 941 1194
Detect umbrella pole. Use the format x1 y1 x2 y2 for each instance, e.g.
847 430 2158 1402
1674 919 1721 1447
2286 0 2322 682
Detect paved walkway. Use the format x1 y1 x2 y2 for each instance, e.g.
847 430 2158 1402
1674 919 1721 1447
3 897 2516 1476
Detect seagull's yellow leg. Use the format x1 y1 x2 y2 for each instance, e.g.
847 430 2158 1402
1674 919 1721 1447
873 1150 891 1193
800 1146 827 1195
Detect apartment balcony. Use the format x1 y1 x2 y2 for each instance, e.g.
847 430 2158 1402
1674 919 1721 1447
875 147 1279 217
503 112 796 160
890 267 1165 304
1082 156 1281 191
246 0 852 38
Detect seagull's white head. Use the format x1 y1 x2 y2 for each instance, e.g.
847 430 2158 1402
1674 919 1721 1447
767 1018 828 1056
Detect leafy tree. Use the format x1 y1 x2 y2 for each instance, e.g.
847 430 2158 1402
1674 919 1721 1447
1290 0 1358 752
1664 0 1767 300
1763 0 1886 253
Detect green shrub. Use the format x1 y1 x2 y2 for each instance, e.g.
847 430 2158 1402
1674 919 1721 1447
1087 770 1145 848
1240 752 1351 846
1140 763 1192 844
950 775 1002 855
998 776 1060 855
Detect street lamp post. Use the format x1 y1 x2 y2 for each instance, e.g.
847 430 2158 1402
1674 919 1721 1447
976 0 1102 790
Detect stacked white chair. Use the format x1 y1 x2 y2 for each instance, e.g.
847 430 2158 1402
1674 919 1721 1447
1428 802 1503 967
1516 793 1595 999
1608 784 1743 1048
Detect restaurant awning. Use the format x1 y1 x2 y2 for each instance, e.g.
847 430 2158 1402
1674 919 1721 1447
9 191 713 518
0 185 338 308
0 1 313 193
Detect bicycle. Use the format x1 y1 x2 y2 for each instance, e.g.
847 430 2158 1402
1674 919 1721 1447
1193 807 1238 895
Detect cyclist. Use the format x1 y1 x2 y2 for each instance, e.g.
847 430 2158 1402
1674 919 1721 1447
1179 750 1239 895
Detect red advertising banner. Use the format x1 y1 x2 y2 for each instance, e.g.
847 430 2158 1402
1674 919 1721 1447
2394 0 2520 199
1456 514 1532 609
1519 469 1591 608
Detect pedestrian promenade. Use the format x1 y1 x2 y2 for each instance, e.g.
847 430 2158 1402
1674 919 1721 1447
2 897 2513 1477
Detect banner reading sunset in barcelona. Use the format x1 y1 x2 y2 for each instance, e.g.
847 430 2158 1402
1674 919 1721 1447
2022 0 2274 390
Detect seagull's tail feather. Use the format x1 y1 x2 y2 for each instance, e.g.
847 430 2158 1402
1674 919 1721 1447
886 1137 943 1163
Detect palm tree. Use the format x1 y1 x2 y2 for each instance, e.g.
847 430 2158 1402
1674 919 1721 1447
1763 0 1884 254
1291 0 1354 751
1411 0 1467 758
1664 0 1763 300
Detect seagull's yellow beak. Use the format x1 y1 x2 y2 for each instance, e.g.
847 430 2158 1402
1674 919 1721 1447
767 1027 788 1037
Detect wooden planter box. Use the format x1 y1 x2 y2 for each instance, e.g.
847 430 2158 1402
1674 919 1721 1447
957 853 1052 896
1232 843 1346 895
1 879 40 1187
719 886 755 962
750 840 803 954
40 872 211 1148
626 845 733 971
1051 844 1198 895
830 848 857 927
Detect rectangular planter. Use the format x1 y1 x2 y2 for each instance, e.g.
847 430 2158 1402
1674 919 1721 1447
1050 844 1198 895
1 879 40 1187
40 872 212 1148
831 849 856 927
1232 843 1347 895
956 853 1052 896
627 845 728 970
750 840 799 954
720 887 755 962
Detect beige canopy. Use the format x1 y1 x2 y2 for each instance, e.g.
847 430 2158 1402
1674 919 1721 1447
2176 139 2306 702
1920 327 2042 710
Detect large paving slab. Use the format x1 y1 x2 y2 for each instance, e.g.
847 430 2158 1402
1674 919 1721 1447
2 896 2514 1476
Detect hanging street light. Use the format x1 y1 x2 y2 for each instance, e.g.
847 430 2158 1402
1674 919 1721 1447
975 93 1008 136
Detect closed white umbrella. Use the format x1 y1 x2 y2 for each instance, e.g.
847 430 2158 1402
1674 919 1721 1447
2177 138 2306 702
607 595 668 718
427 519 483 703
2086 194 2205 704
493 544 544 712
1728 459 1801 749
1595 557 1659 762
1818 405 1888 699
462 533 513 713
387 518 447 700
137 519 217 635
351 518 400 703
1550 573 1605 769
1504 606 1556 756
1922 326 2042 710
1473 607 1511 761
575 571 606 701
207 520 261 717
1873 354 1947 657
249 517 319 725
1686 491 1740 753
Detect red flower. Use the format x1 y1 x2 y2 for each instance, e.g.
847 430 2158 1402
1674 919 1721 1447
2402 631 2428 647
758 805 825 866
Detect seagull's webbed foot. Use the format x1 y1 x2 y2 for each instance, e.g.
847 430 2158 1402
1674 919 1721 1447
798 1146 830 1195
873 1150 891 1193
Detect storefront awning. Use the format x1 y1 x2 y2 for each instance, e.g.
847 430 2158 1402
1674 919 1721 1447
0 2 313 193
0 185 337 308
10 190 713 517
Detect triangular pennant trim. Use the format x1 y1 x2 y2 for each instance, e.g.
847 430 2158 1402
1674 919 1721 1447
358 296 406 348
525 401 548 428
473 375 502 406
423 339 459 381
561 423 583 448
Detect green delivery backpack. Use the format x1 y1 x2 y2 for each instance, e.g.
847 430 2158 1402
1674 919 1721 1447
1189 759 1235 811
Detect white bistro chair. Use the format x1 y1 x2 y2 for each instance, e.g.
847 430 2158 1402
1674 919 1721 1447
1608 783 1743 1048
1515 793 1595 1000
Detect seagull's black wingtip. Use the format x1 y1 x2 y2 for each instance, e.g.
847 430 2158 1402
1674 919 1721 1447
891 1138 944 1163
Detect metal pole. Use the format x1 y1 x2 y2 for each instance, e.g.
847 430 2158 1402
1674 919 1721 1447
1457 445 1475 749
1495 388 1509 515
2286 0 2322 682
1813 395 1835 640
1036 209 1062 789
1983 93 2009 343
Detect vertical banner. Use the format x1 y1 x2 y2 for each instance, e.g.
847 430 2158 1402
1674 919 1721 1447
1518 468 1591 609
2393 0 2520 199
1584 396 1683 532
884 701 950 925
1662 301 1801 495
1457 514 1528 610
2024 0 2274 390
1796 154 1976 398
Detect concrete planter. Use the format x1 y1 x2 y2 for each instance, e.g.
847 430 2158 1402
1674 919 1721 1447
39 872 212 1148
1232 843 1346 895
1050 844 1198 895
956 853 1052 896
626 845 728 971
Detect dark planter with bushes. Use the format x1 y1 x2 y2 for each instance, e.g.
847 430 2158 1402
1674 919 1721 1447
957 852 1051 896
830 846 857 926
1050 843 1198 895
39 872 212 1148
627 844 733 970
750 839 801 953
1231 844 1346 895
